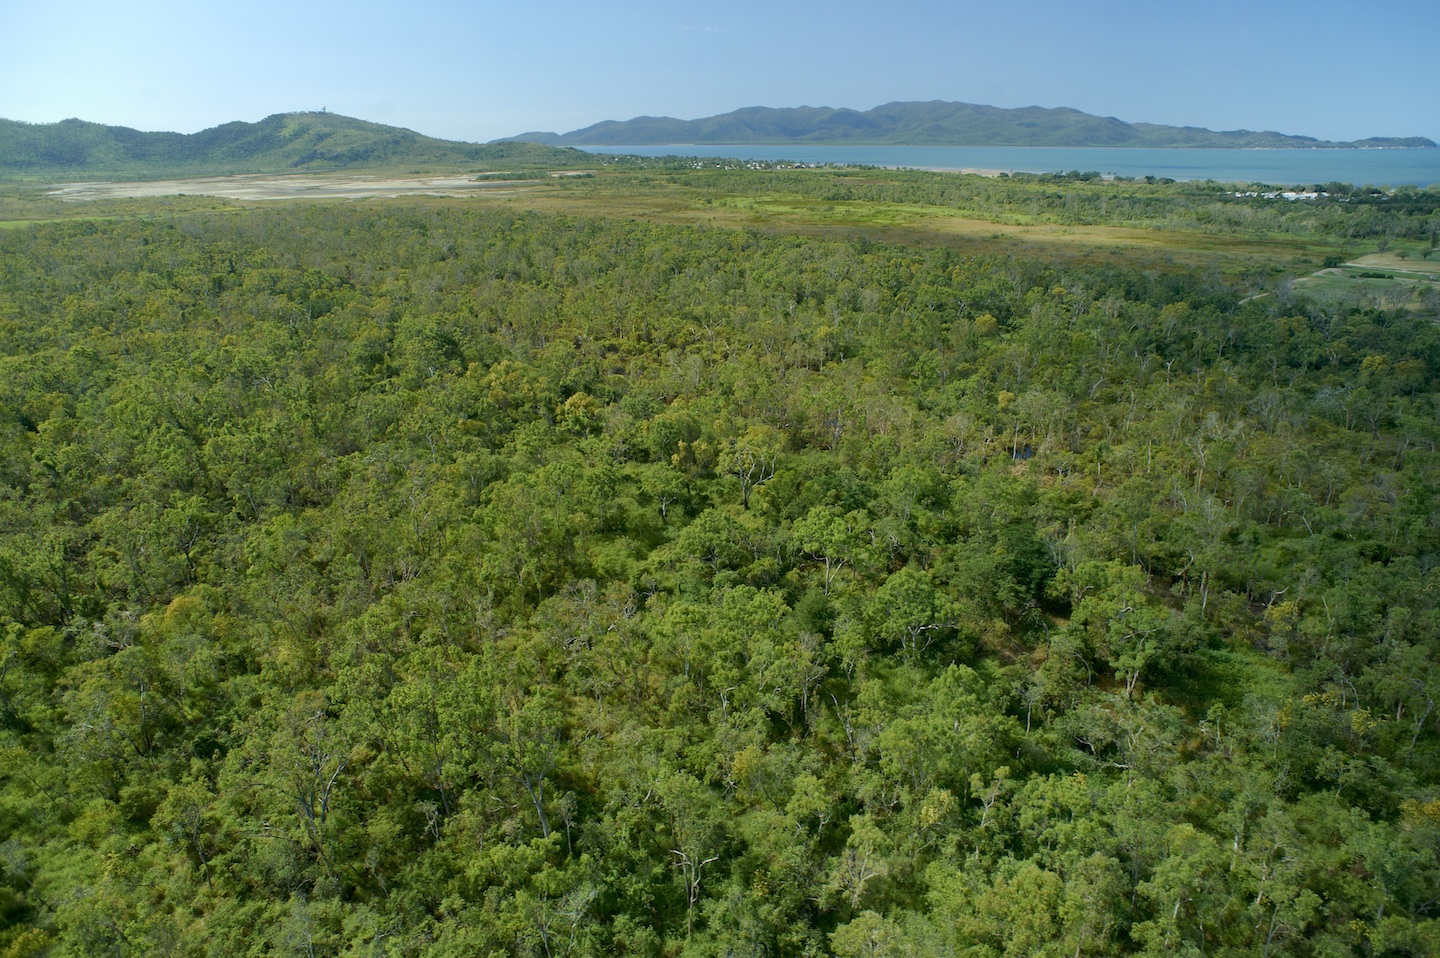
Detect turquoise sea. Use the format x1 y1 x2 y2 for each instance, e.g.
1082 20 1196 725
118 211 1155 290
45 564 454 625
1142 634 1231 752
577 144 1440 188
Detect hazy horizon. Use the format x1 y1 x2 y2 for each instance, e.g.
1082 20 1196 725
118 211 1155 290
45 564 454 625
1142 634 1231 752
3 0 1435 145
6 100 1436 152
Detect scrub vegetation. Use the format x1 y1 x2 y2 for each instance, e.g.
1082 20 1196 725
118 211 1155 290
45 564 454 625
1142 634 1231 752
1 161 1439 957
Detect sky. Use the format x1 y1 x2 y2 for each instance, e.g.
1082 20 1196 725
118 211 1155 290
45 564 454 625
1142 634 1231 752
4 0 1436 144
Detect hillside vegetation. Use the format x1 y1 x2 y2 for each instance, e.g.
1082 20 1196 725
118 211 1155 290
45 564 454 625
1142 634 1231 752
507 100 1438 149
2 172 1440 957
0 112 587 180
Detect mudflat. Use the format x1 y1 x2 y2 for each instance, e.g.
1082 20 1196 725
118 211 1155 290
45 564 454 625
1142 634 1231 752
48 173 537 202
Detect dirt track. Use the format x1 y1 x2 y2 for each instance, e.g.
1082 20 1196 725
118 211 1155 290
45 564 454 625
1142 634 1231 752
48 173 539 202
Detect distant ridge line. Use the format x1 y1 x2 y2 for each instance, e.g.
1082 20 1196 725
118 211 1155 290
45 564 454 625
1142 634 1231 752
0 112 585 178
501 101 1437 150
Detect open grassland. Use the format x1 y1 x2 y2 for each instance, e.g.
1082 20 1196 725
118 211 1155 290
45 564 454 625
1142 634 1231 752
2 165 1430 285
0 189 240 224
1293 249 1440 312
494 174 1348 275
1353 249 1440 275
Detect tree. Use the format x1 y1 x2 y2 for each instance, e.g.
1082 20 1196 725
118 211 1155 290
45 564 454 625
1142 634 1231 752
791 506 861 595
494 685 564 840
656 770 726 939
831 911 912 958
1068 561 1177 700
826 814 890 915
270 691 352 876
673 507 748 574
725 425 782 510
867 566 955 659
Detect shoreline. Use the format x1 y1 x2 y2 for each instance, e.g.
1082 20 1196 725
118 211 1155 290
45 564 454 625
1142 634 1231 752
578 143 1439 152
584 145 1439 187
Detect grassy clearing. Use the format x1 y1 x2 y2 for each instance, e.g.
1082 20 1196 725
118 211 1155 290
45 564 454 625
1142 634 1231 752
1165 644 1297 715
1295 273 1439 312
0 168 1417 284
508 181 1327 274
1328 251 1440 280
0 189 241 223
1292 249 1440 313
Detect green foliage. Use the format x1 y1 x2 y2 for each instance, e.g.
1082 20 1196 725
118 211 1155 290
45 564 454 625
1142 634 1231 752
533 100 1437 149
2 195 1439 956
0 112 591 179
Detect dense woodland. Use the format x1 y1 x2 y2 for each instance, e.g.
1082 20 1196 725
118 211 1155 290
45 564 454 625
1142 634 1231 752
2 194 1440 957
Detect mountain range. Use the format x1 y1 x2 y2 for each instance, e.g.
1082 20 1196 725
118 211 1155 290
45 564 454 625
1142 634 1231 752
2 104 1432 181
0 112 583 178
506 101 1436 150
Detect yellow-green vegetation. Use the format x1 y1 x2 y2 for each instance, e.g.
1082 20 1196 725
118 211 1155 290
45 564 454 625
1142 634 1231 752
1 171 1439 957
9 163 1432 282
0 112 591 180
0 188 240 224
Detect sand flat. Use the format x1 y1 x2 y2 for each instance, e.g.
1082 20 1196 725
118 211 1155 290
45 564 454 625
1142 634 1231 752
48 173 537 202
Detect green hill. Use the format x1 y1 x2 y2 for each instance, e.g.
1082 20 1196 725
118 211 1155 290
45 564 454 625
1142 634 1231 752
507 100 1437 149
0 112 587 179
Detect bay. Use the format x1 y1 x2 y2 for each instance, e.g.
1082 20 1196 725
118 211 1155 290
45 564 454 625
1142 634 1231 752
577 144 1440 188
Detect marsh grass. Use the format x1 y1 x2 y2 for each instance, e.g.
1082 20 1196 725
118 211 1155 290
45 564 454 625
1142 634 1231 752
3 165 1433 285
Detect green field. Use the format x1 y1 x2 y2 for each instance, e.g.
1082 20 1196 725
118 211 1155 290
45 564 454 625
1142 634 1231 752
1292 250 1440 311
6 164 1430 282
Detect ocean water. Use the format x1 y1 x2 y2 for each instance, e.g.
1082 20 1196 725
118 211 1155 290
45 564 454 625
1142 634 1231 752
577 144 1440 188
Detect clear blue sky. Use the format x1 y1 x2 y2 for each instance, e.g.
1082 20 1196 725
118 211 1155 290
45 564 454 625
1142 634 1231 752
4 0 1436 143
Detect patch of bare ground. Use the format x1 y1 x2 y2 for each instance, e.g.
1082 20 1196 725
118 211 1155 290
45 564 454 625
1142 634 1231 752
47 173 545 202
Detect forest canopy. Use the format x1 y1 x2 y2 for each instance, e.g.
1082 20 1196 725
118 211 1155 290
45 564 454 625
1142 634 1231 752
1 181 1439 957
